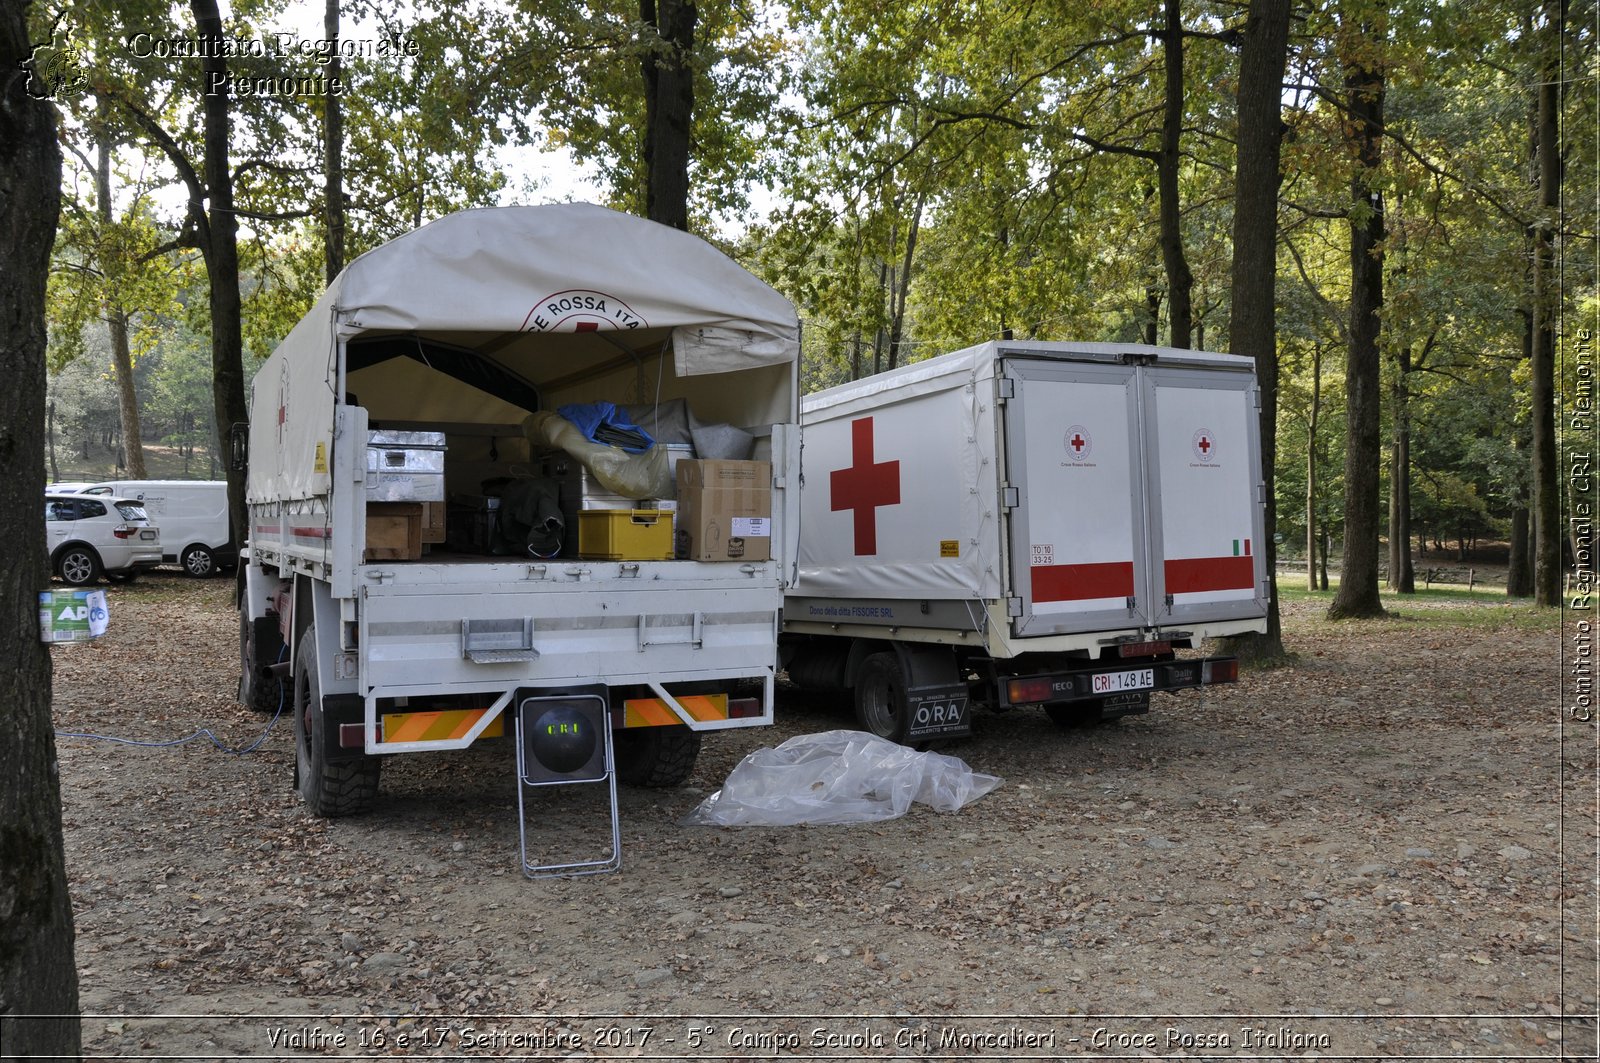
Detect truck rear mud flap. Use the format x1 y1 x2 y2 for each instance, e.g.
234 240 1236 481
999 656 1239 709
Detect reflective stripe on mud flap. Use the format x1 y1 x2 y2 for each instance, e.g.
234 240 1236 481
617 693 728 728
382 709 505 743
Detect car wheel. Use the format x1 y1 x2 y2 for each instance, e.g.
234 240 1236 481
853 651 911 744
56 546 102 587
181 544 217 578
293 627 380 817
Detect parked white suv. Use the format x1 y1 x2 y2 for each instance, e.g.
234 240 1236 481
45 494 162 586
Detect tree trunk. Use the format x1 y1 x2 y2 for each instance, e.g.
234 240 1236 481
885 193 924 371
1530 0 1563 607
1143 283 1161 345
0 3 80 1055
193 0 249 548
1508 308 1534 596
323 0 345 283
1307 346 1322 591
1387 346 1414 592
96 99 147 479
1328 7 1388 620
1218 0 1291 659
47 402 59 483
1159 0 1193 348
638 0 696 230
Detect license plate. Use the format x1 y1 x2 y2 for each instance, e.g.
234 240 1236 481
1092 668 1154 694
140 530 157 540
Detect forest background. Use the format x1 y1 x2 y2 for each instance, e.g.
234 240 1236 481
33 0 1600 617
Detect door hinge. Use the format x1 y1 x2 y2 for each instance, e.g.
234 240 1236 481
997 377 1016 401
1006 596 1023 618
1127 596 1138 611
1001 486 1019 510
1164 593 1174 608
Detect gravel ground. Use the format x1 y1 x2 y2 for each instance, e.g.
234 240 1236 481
46 573 1598 1060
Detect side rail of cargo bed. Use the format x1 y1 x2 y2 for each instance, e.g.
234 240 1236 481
353 559 780 754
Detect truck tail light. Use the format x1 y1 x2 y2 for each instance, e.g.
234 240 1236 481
1202 659 1239 685
727 697 762 719
1007 677 1053 704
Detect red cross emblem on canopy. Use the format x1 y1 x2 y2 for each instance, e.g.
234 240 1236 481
1192 427 1216 462
831 417 901 555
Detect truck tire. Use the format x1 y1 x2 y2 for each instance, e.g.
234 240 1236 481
853 651 911 744
181 543 217 578
56 545 102 587
239 611 283 714
613 726 701 788
294 629 380 816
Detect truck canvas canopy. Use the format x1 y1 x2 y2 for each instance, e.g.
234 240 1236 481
249 204 800 502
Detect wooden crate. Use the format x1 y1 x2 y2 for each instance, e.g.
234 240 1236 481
365 502 423 561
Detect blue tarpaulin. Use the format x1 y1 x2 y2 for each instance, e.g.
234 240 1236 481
556 402 655 453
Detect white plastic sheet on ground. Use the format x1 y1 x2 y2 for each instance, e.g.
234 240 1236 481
682 730 1002 827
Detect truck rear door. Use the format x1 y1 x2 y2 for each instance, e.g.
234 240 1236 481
1142 362 1269 625
1001 357 1154 636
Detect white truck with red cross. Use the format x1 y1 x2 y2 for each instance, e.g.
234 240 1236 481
781 340 1268 743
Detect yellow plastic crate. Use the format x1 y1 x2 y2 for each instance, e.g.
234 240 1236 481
577 508 674 560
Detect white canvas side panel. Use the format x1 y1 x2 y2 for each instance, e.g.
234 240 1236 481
1002 359 1150 636
794 367 997 600
246 299 337 504
1144 365 1268 624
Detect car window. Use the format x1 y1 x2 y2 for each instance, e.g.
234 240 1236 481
79 499 107 518
114 502 149 522
46 500 68 521
82 486 114 495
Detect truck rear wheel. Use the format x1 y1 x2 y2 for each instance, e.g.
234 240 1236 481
613 726 701 787
854 652 911 744
294 629 380 816
239 611 283 714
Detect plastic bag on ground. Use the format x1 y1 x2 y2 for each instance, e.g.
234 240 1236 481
682 730 1002 827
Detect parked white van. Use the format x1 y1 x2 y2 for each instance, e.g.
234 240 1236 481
72 480 234 577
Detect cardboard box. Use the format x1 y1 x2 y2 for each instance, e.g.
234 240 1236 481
675 460 771 561
365 502 423 560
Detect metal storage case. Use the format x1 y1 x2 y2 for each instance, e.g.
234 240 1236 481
366 430 446 502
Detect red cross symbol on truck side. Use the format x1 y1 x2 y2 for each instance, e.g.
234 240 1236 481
1197 435 1211 454
830 417 900 555
1070 432 1087 454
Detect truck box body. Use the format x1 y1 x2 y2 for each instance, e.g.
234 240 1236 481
238 205 802 816
783 340 1267 742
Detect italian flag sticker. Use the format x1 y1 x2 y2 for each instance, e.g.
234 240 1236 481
1233 538 1252 556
